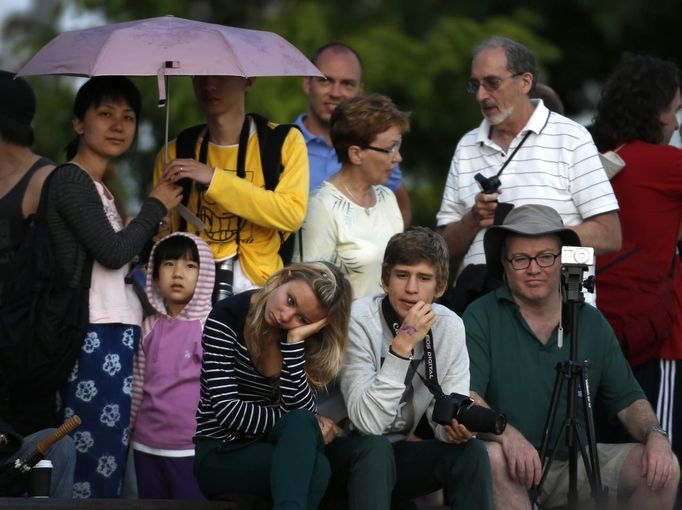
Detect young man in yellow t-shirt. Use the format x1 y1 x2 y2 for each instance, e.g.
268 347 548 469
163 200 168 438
154 76 309 297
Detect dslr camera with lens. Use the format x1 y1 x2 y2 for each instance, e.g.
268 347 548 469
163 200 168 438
432 392 507 435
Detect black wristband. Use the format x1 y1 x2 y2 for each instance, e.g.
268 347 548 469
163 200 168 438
389 345 412 361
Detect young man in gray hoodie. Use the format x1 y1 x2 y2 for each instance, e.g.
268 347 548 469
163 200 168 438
324 227 493 509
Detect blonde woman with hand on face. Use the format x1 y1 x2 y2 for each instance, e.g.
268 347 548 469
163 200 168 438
193 261 352 509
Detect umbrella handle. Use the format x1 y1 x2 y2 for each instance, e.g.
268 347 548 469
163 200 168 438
18 415 81 471
36 415 81 456
164 72 170 163
158 60 179 164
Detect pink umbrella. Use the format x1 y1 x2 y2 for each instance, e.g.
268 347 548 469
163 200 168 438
17 15 321 103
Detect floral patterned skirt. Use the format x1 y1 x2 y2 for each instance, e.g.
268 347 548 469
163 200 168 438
60 323 139 498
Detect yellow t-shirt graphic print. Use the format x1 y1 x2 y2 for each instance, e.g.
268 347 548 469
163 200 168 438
153 119 309 286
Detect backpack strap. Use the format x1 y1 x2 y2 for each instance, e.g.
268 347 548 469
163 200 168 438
172 115 298 262
246 113 296 192
176 123 207 160
244 114 302 265
236 116 255 180
175 124 207 206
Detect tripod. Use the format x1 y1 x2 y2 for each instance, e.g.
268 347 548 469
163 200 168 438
531 264 607 509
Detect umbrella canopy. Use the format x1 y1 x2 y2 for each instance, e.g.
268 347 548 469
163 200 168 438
17 15 322 100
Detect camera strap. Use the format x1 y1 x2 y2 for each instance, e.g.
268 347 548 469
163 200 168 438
493 130 532 179
380 296 444 398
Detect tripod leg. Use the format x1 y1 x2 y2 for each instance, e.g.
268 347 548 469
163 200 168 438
579 365 606 502
531 362 567 505
538 362 567 463
567 376 580 508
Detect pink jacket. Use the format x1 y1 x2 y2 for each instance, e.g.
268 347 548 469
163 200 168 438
130 232 215 451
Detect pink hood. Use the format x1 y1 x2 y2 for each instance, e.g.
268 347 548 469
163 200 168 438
144 232 215 322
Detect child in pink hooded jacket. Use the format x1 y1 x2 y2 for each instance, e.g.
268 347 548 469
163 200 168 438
130 232 215 499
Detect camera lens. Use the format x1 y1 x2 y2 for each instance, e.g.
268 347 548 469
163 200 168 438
433 393 507 435
573 248 591 264
458 404 507 435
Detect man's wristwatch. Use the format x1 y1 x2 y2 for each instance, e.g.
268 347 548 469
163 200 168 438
646 425 669 441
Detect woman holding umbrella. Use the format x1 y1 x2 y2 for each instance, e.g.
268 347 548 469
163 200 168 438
45 76 182 498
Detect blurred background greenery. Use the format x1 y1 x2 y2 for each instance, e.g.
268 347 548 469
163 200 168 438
2 0 681 227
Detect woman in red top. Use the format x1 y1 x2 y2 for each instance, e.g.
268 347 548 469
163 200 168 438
593 54 682 458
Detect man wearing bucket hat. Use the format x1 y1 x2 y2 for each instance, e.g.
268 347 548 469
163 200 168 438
463 204 679 509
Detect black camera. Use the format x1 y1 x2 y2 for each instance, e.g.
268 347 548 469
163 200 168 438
474 173 501 194
432 393 507 435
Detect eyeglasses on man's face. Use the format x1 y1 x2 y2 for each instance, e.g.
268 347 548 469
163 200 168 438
466 72 525 94
505 252 560 271
363 141 401 157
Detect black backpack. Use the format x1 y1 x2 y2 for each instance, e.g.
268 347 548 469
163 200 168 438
175 113 302 264
0 168 90 398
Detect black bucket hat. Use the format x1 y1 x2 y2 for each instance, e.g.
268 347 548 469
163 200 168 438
483 204 581 280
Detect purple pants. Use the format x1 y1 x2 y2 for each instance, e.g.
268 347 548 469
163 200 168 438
133 449 204 500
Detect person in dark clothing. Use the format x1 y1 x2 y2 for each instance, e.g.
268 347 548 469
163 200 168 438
0 70 55 436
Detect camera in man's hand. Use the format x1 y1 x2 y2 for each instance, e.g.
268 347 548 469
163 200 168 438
432 392 507 435
473 173 514 224
474 173 501 194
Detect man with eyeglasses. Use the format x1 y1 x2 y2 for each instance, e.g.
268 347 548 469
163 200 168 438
294 42 411 227
462 204 679 509
436 36 621 313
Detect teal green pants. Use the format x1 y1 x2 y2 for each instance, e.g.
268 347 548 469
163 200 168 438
194 409 330 510
325 435 493 510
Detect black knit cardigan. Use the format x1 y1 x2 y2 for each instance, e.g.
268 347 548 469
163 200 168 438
44 164 167 289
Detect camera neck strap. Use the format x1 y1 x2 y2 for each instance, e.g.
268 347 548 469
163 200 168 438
493 130 532 179
380 296 444 398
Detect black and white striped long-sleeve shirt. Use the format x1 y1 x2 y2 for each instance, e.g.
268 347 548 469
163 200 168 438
194 291 316 443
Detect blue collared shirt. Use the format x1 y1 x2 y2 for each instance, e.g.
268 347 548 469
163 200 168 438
294 114 403 193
